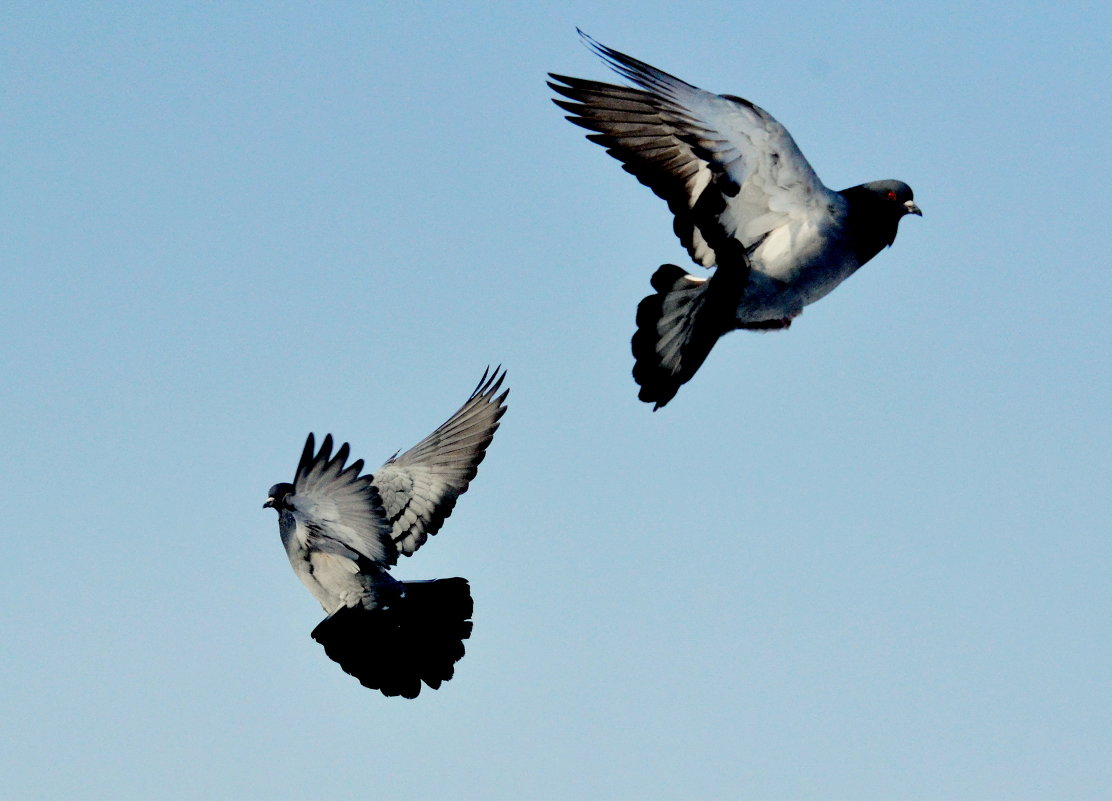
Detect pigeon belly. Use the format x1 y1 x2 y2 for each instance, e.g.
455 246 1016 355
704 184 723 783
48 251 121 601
302 552 372 615
734 229 861 325
281 515 377 615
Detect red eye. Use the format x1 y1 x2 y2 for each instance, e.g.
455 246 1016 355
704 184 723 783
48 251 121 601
885 190 897 201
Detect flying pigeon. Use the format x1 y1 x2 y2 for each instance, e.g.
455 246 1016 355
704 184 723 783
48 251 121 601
549 32 921 409
264 368 508 698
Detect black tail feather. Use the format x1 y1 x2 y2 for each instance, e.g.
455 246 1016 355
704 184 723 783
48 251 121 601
631 264 745 410
310 577 473 698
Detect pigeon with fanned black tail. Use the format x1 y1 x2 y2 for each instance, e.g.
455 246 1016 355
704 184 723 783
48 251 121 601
549 32 921 409
264 368 508 698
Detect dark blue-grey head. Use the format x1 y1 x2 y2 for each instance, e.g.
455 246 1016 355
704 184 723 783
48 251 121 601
857 179 922 218
263 482 295 511
840 179 922 264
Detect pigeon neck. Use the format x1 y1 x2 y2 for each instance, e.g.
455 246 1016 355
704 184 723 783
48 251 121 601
839 186 902 266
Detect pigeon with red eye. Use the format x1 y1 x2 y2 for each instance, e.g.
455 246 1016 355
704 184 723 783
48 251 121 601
549 32 921 409
264 368 508 698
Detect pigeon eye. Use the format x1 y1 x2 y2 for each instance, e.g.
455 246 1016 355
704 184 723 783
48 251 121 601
885 190 897 201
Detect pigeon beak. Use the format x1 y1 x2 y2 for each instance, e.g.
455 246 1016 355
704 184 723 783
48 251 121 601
904 200 922 216
263 497 275 509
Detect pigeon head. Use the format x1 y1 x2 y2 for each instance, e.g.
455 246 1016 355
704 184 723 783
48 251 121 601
264 482 295 511
840 179 921 264
860 179 922 218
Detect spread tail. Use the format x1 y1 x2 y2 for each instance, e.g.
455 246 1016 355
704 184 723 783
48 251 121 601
310 577 473 698
631 264 742 410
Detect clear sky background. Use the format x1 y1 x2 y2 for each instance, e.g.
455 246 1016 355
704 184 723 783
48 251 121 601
4 2 1110 799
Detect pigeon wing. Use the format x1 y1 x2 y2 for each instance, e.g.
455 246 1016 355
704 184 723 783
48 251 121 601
373 368 509 558
550 32 834 268
291 433 397 567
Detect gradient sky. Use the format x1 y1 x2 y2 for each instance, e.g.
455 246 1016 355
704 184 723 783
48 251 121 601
4 2 1110 799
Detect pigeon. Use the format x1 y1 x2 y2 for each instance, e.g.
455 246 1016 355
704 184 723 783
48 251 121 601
264 368 508 698
549 31 921 409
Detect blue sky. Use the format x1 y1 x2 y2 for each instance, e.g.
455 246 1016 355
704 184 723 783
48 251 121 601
4 2 1110 799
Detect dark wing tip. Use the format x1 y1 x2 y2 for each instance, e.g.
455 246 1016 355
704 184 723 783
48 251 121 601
472 365 510 436
295 432 366 484
575 27 600 51
471 365 509 406
547 72 575 89
573 29 687 92
332 441 350 471
296 432 328 480
300 432 316 465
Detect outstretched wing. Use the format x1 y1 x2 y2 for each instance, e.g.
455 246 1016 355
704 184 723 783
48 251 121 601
373 367 509 558
549 31 833 271
291 433 396 566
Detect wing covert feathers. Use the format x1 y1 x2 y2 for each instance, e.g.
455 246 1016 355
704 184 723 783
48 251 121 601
549 31 831 272
293 432 395 565
374 367 509 557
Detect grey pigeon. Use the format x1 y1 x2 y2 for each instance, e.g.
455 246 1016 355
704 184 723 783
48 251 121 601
549 32 921 409
264 368 508 698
